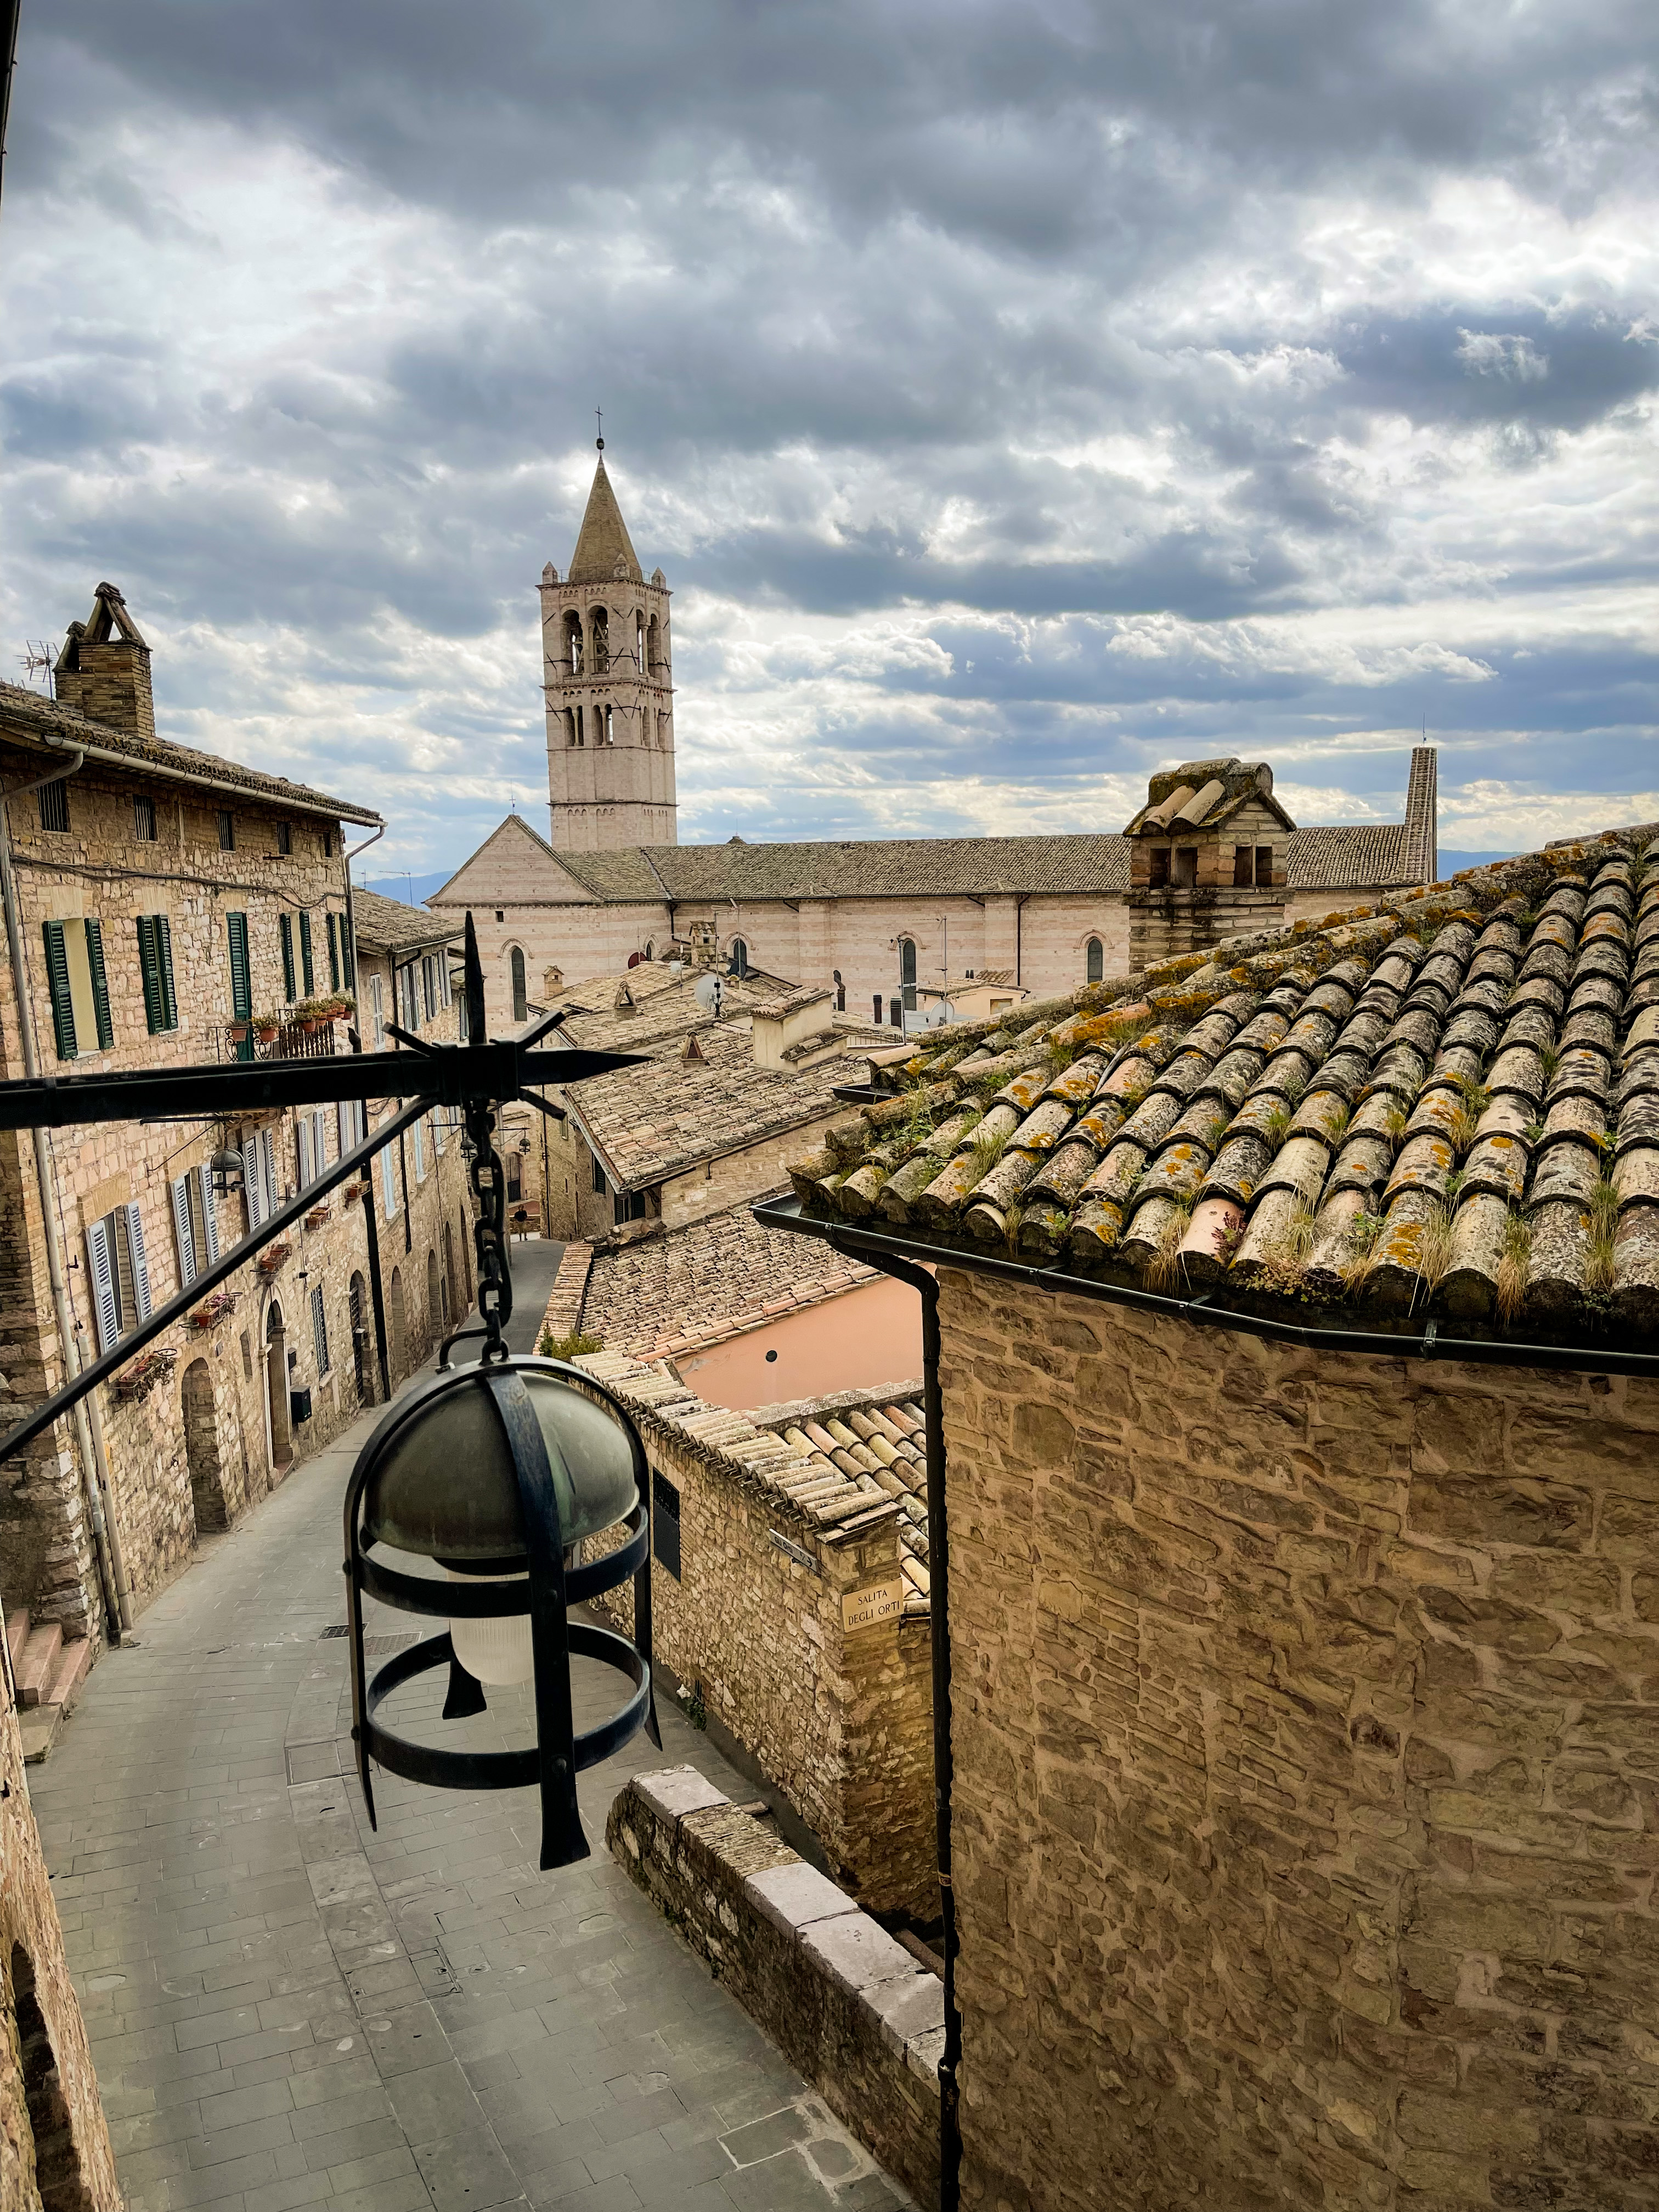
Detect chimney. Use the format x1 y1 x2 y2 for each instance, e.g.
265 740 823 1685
53 583 156 741
751 988 839 1071
1404 746 1438 885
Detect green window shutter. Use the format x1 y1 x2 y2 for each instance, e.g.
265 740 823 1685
227 911 252 1015
326 912 340 992
83 919 114 1049
137 917 163 1033
41 921 76 1060
156 915 177 1029
300 910 314 996
343 919 356 989
280 913 295 1001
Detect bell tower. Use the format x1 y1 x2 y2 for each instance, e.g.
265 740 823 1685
541 443 676 852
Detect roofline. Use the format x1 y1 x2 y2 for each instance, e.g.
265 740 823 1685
555 1077 844 1197
754 1194 1659 1383
0 693 382 826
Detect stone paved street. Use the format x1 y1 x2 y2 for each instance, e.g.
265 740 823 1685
28 1248 909 2212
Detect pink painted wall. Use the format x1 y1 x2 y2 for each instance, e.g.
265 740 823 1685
678 1273 923 1411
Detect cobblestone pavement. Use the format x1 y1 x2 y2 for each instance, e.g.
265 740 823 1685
29 1311 909 2212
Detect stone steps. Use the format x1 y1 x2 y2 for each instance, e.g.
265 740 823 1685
5 1606 94 1764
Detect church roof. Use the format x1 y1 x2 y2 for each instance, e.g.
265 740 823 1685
567 455 644 585
551 832 1136 904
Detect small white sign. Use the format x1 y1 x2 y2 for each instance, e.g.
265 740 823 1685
842 1576 906 1633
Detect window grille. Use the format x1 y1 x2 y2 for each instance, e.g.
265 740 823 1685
218 810 235 850
38 782 70 833
133 794 157 841
311 1285 330 1375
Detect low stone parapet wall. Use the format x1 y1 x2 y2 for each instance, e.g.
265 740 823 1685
608 1766 943 2211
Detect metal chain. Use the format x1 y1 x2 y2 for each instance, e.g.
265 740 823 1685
466 1097 512 1361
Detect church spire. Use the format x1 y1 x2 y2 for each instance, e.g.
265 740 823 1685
567 447 643 585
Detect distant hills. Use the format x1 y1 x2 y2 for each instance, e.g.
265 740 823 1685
359 870 453 906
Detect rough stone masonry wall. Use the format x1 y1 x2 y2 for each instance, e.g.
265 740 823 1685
572 1349 935 1914
938 1263 1659 2212
607 1767 943 2210
0 1655 120 2212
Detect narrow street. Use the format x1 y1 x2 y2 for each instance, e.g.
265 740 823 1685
28 1244 906 2212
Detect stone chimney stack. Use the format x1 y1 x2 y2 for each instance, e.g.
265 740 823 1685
53 583 156 741
1403 746 1438 885
1123 757 1297 970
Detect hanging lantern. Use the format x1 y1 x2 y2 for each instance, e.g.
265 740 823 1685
342 1356 659 1869
210 1146 245 1195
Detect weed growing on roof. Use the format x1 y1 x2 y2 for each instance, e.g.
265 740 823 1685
1383 1101 1409 1152
1001 1200 1026 1256
1253 1202 1318 1296
1045 1035 1077 1076
1145 1193 1197 1291
968 1125 1011 1181
1445 1075 1492 1158
1496 1209 1532 1324
1444 1167 1467 1207
1539 1041 1561 1084
539 1328 603 1360
1324 1102 1352 1146
1339 1208 1388 1297
1261 1103 1292 1150
1587 1174 1620 1300
1523 1120 1546 1146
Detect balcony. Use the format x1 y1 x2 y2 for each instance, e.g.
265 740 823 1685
216 1017 342 1063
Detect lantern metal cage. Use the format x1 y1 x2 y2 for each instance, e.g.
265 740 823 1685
342 1354 661 1870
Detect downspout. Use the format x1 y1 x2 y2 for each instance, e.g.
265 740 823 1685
0 740 129 1637
826 1230 961 2210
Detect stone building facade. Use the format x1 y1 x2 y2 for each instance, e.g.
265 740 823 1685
778 816 1659 2209
0 594 473 1675
1 1643 121 2212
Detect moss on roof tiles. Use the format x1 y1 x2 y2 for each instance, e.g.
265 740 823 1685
789 831 1659 1350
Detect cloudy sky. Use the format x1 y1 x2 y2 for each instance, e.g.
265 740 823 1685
3 1 1657 875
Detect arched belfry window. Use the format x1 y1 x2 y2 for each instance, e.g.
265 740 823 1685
591 606 610 673
510 946 527 1023
899 938 917 1012
636 611 646 673
603 704 614 745
647 614 661 675
566 709 578 747
1086 936 1104 984
564 611 583 678
729 939 749 978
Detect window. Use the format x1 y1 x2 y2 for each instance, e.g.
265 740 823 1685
591 1153 607 1196
398 963 420 1031
226 911 252 1059
1172 846 1198 889
41 919 113 1060
370 974 386 1048
311 1285 330 1375
170 1165 220 1289
241 1127 279 1229
1086 938 1104 985
652 1468 681 1579
412 1117 426 1183
421 951 449 1022
729 938 749 979
613 1188 646 1225
899 938 917 1011
1148 847 1170 889
592 606 610 672
506 1152 522 1201
321 830 335 859
337 1098 366 1155
873 993 883 1024
603 703 614 745
510 946 527 1023
380 1139 400 1220
647 613 660 675
433 1110 446 1156
136 915 178 1034
38 782 70 833
86 1204 152 1353
133 794 157 841
1233 845 1254 888
297 1108 329 1188
636 610 646 674
276 822 292 855
326 912 341 992
565 611 584 677
218 810 235 851
1256 846 1273 887
889 997 902 1028
299 911 314 996
280 913 296 1001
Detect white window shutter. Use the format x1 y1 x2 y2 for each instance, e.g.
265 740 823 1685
338 1101 350 1157
125 1203 153 1320
244 1138 264 1228
196 1165 221 1263
172 1175 196 1288
87 1220 120 1353
262 1128 278 1216
314 1109 328 1176
297 1119 312 1189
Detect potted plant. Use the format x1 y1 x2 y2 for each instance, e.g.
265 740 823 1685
189 1289 238 1330
226 1018 251 1044
303 1201 331 1229
114 1346 178 1402
256 1239 292 1276
253 1009 281 1044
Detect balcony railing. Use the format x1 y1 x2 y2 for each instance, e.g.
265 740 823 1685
215 1018 341 1063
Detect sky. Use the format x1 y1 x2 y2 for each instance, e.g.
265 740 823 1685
2 1 1657 876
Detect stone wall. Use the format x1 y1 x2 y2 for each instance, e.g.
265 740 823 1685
936 1262 1659 2211
607 1767 943 2210
570 1345 936 1915
1 1652 120 2212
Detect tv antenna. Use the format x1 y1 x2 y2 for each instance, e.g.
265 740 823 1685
18 641 52 688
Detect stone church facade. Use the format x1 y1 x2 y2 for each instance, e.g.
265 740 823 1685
433 456 1442 1026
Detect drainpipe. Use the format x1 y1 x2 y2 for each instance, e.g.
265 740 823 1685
0 740 129 1637
826 1230 961 2210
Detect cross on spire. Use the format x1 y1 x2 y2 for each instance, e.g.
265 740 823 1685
595 407 603 452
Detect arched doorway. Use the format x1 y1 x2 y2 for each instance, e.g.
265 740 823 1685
181 1358 228 1533
388 1268 407 1382
264 1302 292 1475
426 1249 441 1340
441 1222 456 1325
9 1944 92 2212
348 1272 370 1405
